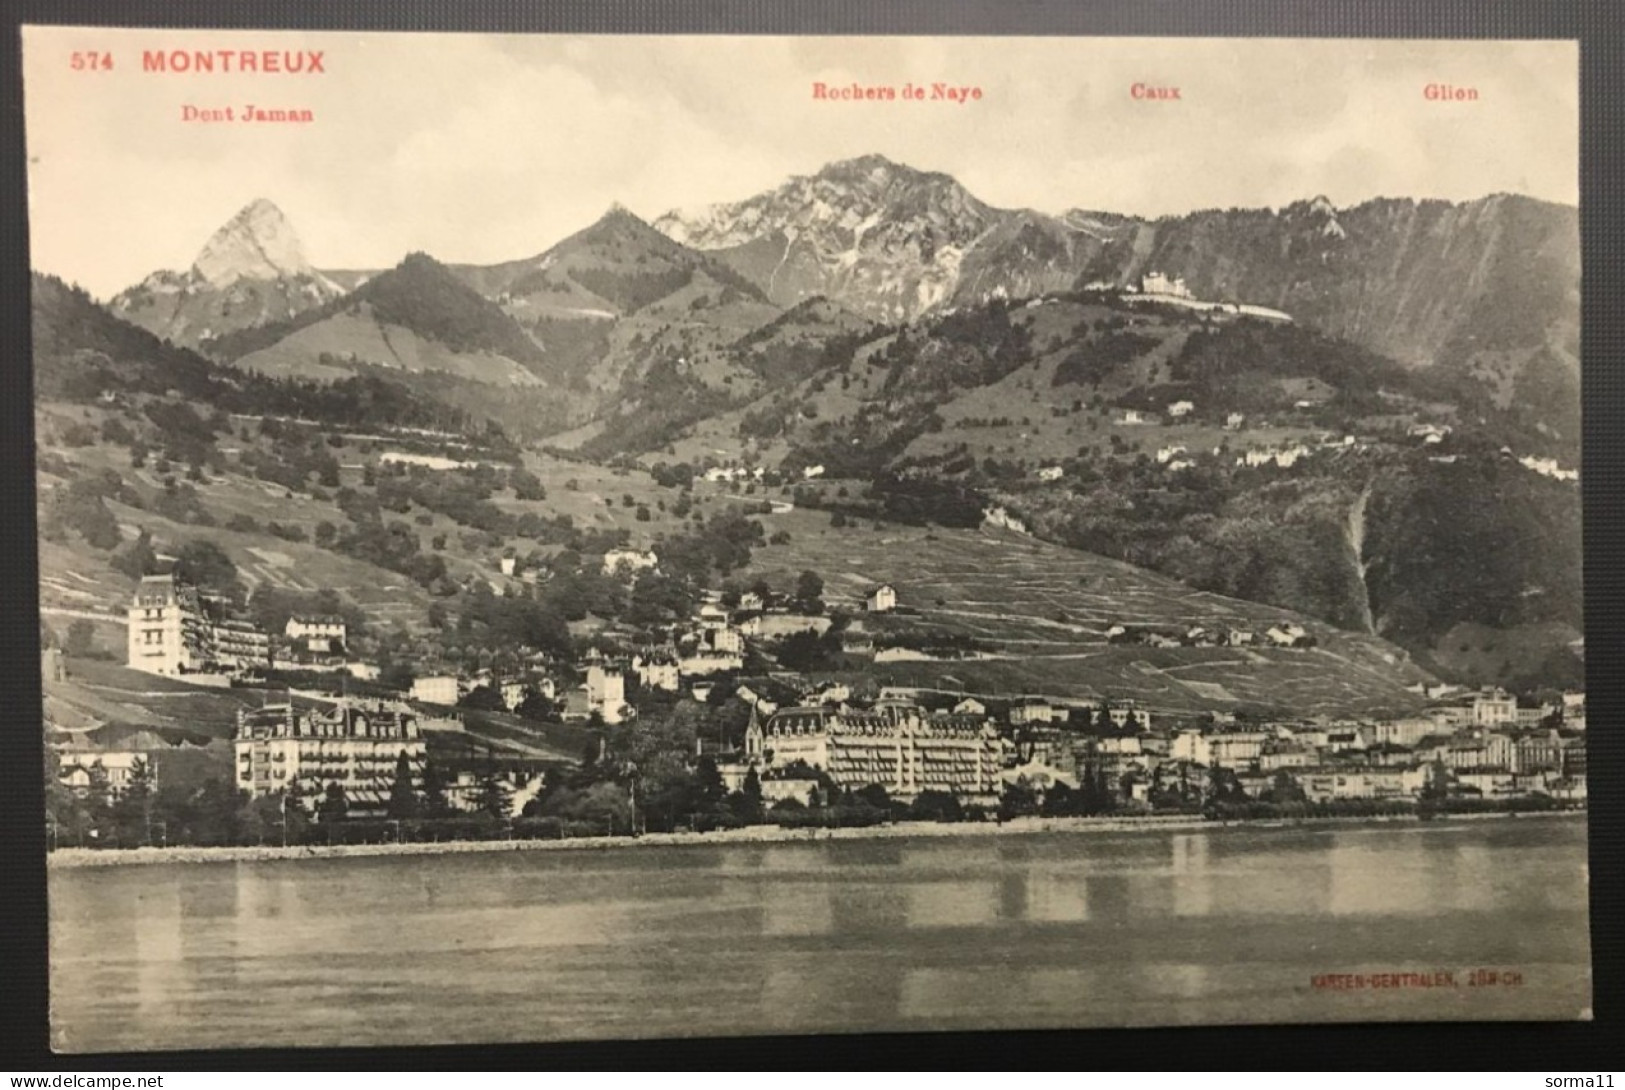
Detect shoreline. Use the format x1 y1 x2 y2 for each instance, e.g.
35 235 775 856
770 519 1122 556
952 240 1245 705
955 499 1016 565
44 809 1582 869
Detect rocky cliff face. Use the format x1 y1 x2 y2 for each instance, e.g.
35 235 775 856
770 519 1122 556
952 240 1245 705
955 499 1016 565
109 199 343 348
655 155 1011 321
657 157 1579 442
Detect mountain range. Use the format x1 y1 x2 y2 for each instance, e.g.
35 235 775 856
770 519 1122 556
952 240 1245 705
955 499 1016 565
44 154 1582 686
104 154 1579 443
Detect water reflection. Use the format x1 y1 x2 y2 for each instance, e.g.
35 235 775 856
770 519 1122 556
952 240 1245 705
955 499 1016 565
1024 871 1089 922
48 819 1593 1051
760 884 833 936
904 880 999 929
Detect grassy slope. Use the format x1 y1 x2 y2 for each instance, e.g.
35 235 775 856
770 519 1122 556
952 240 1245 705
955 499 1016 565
744 517 1431 719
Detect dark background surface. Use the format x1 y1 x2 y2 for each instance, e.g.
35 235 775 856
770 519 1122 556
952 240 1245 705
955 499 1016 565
0 0 1618 1070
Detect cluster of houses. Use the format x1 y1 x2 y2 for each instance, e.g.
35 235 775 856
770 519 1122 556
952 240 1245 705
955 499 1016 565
124 571 373 683
1007 686 1588 808
669 680 1588 812
87 563 1586 824
1106 620 1316 650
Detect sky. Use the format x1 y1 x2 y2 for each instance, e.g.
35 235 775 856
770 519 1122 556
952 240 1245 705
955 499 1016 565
23 28 1578 298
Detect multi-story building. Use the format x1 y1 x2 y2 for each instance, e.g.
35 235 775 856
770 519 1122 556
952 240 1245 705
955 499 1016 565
126 573 268 677
631 653 681 692
1470 688 1518 728
127 573 210 675
743 702 1004 804
234 700 426 817
1170 729 1270 769
284 616 347 654
213 619 271 671
586 665 628 724
1370 717 1438 748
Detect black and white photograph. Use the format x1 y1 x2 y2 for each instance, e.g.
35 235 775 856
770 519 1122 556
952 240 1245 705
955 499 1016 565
23 28 1588 1052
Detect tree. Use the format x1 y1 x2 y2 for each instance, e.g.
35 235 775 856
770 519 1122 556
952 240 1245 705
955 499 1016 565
1000 779 1041 820
387 751 419 820
1264 771 1307 804
420 757 451 817
795 570 825 610
1421 758 1453 802
107 756 156 845
459 684 507 712
1041 781 1081 817
694 756 727 810
907 789 964 823
731 767 765 824
515 690 557 722
64 619 100 659
318 781 349 823
775 628 840 672
510 469 547 502
173 539 242 602
110 529 159 580
474 771 512 821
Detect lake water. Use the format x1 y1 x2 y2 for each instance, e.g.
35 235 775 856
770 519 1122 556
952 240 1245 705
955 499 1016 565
48 818 1591 1051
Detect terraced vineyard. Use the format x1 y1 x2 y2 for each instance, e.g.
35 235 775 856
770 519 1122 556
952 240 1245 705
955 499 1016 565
747 521 1432 719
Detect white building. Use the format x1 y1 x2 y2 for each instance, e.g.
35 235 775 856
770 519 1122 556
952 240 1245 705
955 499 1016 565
285 615 347 653
1471 688 1518 728
866 584 898 613
58 751 152 797
126 573 268 676
1037 466 1065 482
632 654 681 692
412 675 462 706
679 652 744 676
234 700 426 816
586 665 628 724
744 704 1004 804
742 613 832 638
1167 400 1195 419
1141 271 1193 299
602 549 659 577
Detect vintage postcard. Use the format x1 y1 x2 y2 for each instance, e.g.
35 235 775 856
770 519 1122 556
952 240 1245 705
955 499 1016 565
25 28 1586 1051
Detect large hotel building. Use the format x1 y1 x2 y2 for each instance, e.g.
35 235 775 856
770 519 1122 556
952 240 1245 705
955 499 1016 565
742 699 1006 804
235 699 426 814
126 572 269 676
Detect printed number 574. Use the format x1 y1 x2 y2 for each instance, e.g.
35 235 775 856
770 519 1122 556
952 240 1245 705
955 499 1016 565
70 52 113 70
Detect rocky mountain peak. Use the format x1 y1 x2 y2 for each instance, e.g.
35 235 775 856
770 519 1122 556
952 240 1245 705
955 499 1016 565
191 199 318 287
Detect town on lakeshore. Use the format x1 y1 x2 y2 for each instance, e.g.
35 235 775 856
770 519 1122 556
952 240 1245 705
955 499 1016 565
42 536 1586 850
27 28 1592 1053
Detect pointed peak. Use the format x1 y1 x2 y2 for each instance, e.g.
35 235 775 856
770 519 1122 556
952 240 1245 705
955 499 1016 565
239 196 288 219
191 198 316 288
597 201 648 225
